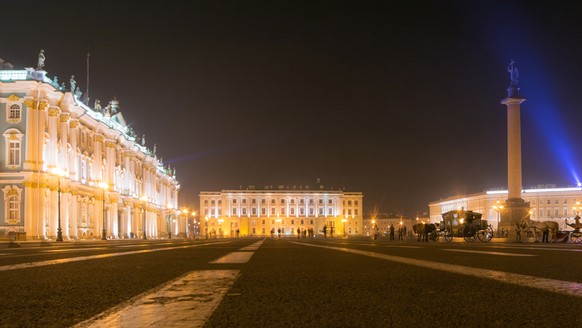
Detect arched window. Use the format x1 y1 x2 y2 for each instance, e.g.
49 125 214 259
3 129 24 168
2 185 22 225
8 104 22 122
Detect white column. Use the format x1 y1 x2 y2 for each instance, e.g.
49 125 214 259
70 194 78 239
59 114 69 170
94 134 103 182
502 97 526 200
23 99 37 170
24 183 34 239
47 107 59 169
69 120 79 180
50 186 58 239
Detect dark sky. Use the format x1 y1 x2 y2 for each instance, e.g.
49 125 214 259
3 1 582 216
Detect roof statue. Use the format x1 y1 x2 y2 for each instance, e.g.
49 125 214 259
506 59 521 98
142 134 146 146
70 75 76 93
51 76 59 88
94 99 101 111
37 49 45 70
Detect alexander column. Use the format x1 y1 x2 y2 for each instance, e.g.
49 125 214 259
500 60 530 238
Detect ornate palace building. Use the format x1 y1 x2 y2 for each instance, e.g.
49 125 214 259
200 186 363 237
429 186 582 231
0 54 181 240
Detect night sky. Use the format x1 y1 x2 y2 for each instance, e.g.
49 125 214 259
3 1 582 216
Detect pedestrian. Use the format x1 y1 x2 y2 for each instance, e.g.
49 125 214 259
542 228 549 243
515 223 522 243
277 228 281 238
297 227 301 239
271 228 275 238
236 229 240 237
389 224 395 241
403 225 407 240
323 225 327 238
330 226 334 238
303 229 307 239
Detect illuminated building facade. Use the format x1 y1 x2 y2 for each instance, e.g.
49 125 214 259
0 56 180 240
429 186 582 231
200 187 363 237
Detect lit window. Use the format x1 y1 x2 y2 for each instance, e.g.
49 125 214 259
2 186 22 224
8 104 21 123
3 129 23 168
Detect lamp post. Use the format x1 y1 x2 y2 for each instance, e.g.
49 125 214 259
98 182 108 240
52 168 66 242
573 201 581 217
493 201 504 234
140 195 147 239
342 218 347 237
191 211 197 239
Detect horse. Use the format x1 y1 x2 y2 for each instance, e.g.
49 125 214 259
565 216 582 232
521 219 559 242
412 223 437 242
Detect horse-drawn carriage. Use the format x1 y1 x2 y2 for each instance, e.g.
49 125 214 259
440 209 493 243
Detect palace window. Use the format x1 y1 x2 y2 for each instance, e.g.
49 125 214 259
328 208 333 215
242 208 247 215
7 104 22 123
261 208 266 215
232 199 237 204
328 199 332 204
252 208 257 216
2 185 22 224
3 129 23 168
319 199 323 204
290 208 295 215
232 208 237 215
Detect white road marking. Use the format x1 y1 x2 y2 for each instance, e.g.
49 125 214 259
211 240 264 263
239 239 265 251
292 242 582 298
0 241 233 272
74 270 240 328
210 252 255 264
42 247 106 253
442 249 537 257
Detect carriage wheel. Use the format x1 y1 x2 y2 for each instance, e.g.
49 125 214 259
433 232 440 242
464 226 477 242
525 228 536 243
477 227 493 243
464 235 477 242
570 232 582 244
444 232 453 243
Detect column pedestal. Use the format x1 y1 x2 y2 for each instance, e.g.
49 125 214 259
500 198 530 242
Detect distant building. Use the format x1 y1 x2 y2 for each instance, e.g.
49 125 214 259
363 213 416 237
429 186 582 231
0 55 180 240
200 187 363 237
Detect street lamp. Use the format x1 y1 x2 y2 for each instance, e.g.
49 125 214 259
341 218 347 237
140 195 147 239
98 181 108 240
52 168 66 242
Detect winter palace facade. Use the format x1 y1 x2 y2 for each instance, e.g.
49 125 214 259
200 187 363 237
0 56 180 240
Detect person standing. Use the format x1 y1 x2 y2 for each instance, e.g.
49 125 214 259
389 224 395 241
297 227 301 239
